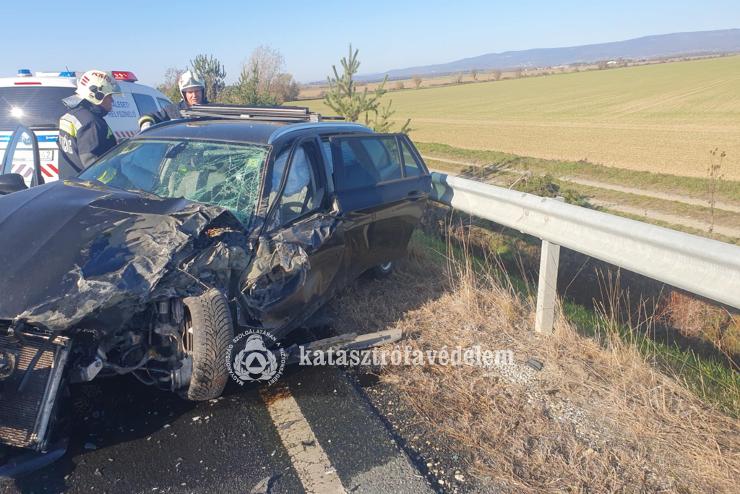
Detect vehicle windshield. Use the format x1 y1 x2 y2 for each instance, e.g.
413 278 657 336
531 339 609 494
0 86 75 129
79 139 269 225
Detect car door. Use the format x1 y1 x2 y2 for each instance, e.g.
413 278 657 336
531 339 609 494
246 136 344 331
329 133 431 274
0 125 42 188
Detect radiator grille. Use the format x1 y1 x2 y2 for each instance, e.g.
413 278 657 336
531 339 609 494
0 334 69 450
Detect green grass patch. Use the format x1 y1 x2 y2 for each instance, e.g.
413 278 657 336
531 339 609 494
417 141 740 204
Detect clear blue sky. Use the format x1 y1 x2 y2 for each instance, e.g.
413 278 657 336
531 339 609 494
1 1 737 85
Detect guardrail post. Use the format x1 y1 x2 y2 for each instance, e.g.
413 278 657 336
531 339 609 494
535 197 563 333
535 238 561 333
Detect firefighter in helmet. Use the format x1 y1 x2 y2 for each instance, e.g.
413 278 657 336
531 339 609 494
138 70 207 130
57 70 120 178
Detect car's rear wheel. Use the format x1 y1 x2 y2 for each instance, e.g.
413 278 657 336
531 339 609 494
180 289 234 401
369 260 395 279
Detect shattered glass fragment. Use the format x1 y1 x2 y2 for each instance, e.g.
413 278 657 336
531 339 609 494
79 139 268 227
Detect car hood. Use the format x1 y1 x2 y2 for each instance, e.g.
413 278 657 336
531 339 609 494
0 180 248 332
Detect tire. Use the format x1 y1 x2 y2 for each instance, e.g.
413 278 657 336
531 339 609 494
368 260 395 279
180 289 234 401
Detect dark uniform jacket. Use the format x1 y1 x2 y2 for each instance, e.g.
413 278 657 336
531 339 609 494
57 100 117 179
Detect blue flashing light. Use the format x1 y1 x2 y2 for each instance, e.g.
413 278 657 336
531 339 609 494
17 69 32 77
59 71 76 77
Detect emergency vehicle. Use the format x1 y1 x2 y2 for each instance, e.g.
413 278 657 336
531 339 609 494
0 69 172 185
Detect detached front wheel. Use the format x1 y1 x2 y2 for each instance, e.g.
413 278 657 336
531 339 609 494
180 289 234 401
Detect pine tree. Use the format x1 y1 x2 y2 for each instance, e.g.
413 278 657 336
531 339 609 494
190 54 226 102
324 45 411 133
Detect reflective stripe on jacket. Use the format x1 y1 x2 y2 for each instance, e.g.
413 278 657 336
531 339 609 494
58 100 117 179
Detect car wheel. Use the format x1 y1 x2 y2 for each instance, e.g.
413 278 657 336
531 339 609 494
180 289 234 401
369 260 395 279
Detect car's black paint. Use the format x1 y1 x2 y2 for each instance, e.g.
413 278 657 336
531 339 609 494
0 179 244 332
0 173 27 195
0 119 430 336
0 115 432 461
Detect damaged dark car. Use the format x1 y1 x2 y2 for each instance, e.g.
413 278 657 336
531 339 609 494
0 107 431 469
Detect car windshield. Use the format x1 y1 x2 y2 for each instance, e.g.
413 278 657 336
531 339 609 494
79 139 269 225
0 86 76 129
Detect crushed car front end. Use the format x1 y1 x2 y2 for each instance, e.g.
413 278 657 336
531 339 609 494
0 135 267 459
0 115 431 472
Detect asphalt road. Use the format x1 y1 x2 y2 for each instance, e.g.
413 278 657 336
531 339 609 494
1 365 433 494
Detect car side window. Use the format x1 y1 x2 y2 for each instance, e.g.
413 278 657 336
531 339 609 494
319 138 335 193
364 137 402 182
332 136 403 190
156 98 172 110
400 139 424 177
132 93 158 116
270 141 323 227
320 138 333 174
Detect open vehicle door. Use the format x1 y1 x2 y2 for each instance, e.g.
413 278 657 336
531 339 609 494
0 125 42 192
244 136 345 333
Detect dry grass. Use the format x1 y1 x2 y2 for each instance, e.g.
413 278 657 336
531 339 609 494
331 236 740 492
659 292 740 362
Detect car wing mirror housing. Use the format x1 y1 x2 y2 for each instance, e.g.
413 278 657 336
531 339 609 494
0 173 29 195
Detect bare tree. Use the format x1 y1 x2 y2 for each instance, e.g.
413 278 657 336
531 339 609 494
158 67 185 102
454 73 464 84
471 69 479 81
247 45 286 96
491 69 502 81
394 81 405 90
274 73 300 102
412 75 423 89
222 45 300 104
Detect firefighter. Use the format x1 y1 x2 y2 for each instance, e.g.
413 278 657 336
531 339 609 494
138 70 207 130
57 70 120 178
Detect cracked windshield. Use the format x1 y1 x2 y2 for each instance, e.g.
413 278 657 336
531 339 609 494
79 139 267 224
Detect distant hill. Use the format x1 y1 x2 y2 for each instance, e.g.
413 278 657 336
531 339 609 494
359 28 740 81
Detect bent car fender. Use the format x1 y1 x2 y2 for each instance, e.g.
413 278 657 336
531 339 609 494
241 213 344 329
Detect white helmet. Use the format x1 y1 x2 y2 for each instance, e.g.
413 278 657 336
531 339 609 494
76 70 121 105
178 70 205 94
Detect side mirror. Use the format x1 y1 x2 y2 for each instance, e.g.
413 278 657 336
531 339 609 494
0 173 29 195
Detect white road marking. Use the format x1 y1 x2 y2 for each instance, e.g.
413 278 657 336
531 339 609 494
261 388 346 494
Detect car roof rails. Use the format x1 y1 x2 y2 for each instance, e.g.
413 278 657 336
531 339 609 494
181 104 345 123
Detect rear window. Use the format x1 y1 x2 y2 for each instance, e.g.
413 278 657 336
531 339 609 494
0 86 75 129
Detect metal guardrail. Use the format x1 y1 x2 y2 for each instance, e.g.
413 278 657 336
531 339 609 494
429 172 740 331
